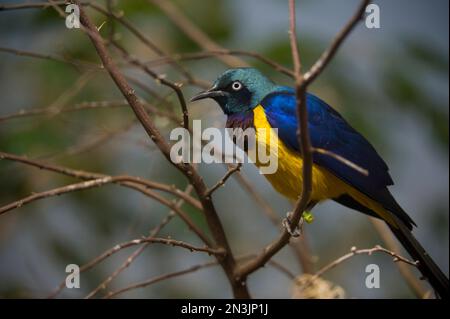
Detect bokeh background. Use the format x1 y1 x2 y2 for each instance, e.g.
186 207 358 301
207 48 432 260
0 0 448 298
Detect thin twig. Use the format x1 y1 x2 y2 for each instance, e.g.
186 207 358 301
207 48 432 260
0 176 115 215
83 237 224 299
84 185 193 299
233 172 280 225
0 175 208 245
235 0 367 280
145 50 294 78
369 218 428 298
87 2 194 82
111 40 190 130
300 245 418 290
0 100 128 122
0 152 210 248
104 254 295 299
289 0 303 77
235 0 312 280
106 0 116 45
0 46 101 70
104 260 219 299
288 0 313 236
0 153 202 211
312 147 369 176
113 236 225 258
205 164 242 197
0 1 89 11
147 0 247 68
48 200 182 299
124 75 174 105
75 1 249 298
47 71 95 114
303 0 370 85
42 119 137 160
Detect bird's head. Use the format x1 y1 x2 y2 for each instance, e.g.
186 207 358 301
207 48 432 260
190 68 277 115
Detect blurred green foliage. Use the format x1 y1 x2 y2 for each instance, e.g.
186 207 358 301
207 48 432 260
383 39 449 148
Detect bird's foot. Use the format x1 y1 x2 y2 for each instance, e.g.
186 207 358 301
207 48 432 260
282 212 302 237
302 211 314 224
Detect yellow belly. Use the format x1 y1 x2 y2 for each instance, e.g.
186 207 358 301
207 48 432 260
251 105 396 226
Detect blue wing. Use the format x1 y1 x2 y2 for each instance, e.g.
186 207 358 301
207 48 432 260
261 88 414 227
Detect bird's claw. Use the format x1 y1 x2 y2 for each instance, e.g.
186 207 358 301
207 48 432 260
282 212 302 237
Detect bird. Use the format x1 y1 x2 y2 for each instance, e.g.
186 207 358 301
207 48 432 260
190 67 449 298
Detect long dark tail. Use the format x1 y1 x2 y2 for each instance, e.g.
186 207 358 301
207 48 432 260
388 216 449 298
334 194 449 298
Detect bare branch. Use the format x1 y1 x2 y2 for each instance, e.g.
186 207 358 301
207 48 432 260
43 119 137 160
75 2 249 298
148 0 247 68
0 1 89 11
0 100 127 122
83 185 194 299
0 175 209 247
0 46 101 70
110 40 190 130
205 164 242 197
267 260 297 280
83 237 224 299
233 172 280 226
0 176 115 215
235 0 312 280
0 151 212 250
49 196 182 299
119 236 224 256
301 245 418 289
145 50 295 79
289 0 303 78
288 0 313 236
105 0 116 45
236 0 368 281
87 2 194 82
303 0 370 85
0 152 202 211
369 218 428 298
104 260 218 299
0 0 385 299
105 254 295 299
124 75 169 103
312 147 369 176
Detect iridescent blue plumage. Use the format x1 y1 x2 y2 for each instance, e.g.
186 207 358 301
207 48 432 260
261 87 414 227
190 67 448 296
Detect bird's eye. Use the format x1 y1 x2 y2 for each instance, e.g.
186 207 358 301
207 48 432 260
231 81 242 91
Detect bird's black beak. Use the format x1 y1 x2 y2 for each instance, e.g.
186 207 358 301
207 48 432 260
190 86 228 102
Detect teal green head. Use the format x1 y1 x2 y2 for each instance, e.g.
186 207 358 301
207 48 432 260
190 68 278 115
